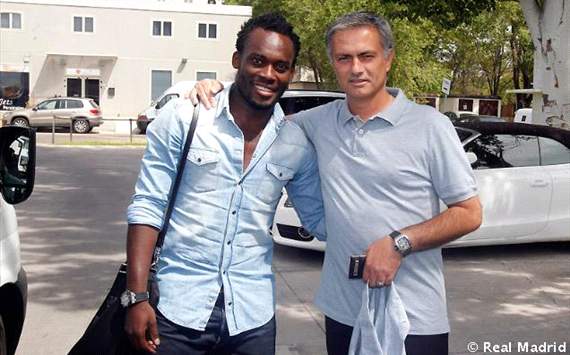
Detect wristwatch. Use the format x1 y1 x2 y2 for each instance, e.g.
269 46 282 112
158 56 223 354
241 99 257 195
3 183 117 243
120 289 149 308
389 231 412 257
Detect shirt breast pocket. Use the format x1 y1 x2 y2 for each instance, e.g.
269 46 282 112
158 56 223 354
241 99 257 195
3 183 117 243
185 147 220 192
256 162 295 204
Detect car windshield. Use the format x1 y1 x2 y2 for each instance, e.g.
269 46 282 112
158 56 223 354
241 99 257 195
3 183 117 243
455 127 474 142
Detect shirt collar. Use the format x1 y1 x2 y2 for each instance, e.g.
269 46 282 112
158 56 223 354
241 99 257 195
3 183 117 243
214 83 286 132
341 88 407 126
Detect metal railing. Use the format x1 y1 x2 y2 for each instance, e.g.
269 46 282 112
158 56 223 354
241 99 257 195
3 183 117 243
51 115 140 144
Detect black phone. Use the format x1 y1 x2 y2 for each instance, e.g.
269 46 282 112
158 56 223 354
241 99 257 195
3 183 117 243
348 255 366 279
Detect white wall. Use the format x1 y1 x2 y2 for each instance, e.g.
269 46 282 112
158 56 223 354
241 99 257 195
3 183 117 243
0 0 250 116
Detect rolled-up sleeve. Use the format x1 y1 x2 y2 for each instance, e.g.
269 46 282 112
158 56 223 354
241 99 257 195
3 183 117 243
285 141 326 241
127 100 189 229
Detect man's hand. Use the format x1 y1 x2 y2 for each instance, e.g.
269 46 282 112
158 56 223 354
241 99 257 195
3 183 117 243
362 236 402 288
125 301 160 354
186 79 225 109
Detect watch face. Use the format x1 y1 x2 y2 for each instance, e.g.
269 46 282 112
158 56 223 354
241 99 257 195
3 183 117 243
395 235 411 256
120 291 131 307
397 237 410 249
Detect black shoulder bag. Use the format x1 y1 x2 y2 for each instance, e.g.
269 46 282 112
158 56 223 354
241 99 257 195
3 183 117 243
68 105 200 355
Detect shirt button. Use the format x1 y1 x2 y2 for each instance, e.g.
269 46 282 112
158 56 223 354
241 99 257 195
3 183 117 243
228 302 232 306
231 210 236 215
358 129 365 135
197 158 202 163
227 241 231 245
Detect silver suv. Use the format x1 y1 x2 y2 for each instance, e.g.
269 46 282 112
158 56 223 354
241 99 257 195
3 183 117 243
2 97 103 134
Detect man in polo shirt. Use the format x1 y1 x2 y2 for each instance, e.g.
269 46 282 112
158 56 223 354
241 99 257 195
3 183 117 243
191 11 482 355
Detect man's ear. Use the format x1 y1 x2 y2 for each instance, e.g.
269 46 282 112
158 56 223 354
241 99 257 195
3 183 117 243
385 50 395 73
232 51 240 70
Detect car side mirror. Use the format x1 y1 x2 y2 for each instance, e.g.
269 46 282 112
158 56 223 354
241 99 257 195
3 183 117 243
32 106 38 111
0 126 36 205
466 152 478 166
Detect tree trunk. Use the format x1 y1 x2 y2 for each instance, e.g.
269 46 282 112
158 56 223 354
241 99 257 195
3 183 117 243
519 0 569 128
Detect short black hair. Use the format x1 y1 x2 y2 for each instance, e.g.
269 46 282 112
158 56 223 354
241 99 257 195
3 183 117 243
235 13 301 66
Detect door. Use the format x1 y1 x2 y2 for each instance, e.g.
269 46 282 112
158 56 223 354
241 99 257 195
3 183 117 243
66 78 100 104
67 78 82 98
85 79 100 104
30 99 58 127
465 134 550 242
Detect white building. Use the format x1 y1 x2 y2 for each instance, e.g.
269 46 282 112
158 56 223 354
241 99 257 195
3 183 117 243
0 0 251 117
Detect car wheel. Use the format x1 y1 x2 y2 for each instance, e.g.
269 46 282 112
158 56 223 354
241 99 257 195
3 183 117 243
72 119 90 134
0 315 7 355
11 117 29 128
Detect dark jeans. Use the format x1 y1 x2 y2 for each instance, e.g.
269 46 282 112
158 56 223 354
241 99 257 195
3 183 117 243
325 316 449 355
155 292 275 355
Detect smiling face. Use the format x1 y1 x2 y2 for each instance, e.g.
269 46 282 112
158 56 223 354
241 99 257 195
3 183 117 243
232 28 296 110
329 25 394 104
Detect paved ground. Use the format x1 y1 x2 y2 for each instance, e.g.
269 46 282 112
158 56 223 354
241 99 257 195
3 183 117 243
13 144 570 355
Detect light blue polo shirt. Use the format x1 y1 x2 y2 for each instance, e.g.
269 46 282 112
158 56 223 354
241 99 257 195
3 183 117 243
293 88 477 335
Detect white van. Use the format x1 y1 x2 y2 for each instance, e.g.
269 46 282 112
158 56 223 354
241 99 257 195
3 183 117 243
0 126 36 355
136 81 232 133
514 108 533 123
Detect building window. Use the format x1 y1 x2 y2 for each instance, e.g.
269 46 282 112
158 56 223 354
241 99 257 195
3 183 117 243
196 72 217 80
153 21 172 36
1 12 22 29
74 16 94 32
151 70 172 101
198 23 217 39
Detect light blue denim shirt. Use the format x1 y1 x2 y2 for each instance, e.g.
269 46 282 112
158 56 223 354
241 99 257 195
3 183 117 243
127 85 325 335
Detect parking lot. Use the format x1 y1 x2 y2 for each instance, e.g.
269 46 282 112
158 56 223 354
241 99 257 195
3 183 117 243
12 144 570 355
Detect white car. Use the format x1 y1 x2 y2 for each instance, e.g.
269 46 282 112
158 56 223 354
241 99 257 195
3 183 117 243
272 122 570 250
0 126 36 355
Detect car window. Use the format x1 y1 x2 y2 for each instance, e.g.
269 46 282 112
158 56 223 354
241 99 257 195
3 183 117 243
279 96 340 115
465 134 539 169
89 99 99 108
156 93 179 110
539 137 570 165
36 100 57 110
66 99 84 109
454 128 473 142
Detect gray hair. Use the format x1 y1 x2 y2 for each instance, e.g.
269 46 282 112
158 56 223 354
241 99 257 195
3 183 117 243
325 11 394 59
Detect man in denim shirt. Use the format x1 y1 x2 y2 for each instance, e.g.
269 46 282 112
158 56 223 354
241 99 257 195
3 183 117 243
124 14 324 354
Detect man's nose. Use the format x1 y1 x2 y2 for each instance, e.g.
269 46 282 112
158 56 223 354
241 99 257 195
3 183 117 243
350 58 364 74
259 65 277 81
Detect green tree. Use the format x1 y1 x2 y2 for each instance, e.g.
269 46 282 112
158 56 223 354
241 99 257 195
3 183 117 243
227 0 501 96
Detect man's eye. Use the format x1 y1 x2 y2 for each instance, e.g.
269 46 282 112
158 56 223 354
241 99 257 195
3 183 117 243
274 63 290 73
337 56 350 62
251 57 264 66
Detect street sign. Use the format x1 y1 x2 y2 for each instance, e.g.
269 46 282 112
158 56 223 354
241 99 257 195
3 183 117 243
442 78 451 95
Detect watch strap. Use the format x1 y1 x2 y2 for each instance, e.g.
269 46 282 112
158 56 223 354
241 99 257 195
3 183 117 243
389 230 402 239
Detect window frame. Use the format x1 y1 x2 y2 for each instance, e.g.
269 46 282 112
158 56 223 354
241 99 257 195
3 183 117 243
72 15 95 34
151 19 173 37
149 69 173 102
197 22 218 40
195 71 218 81
0 12 23 30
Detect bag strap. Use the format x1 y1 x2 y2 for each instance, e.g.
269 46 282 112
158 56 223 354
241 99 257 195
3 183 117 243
151 104 200 265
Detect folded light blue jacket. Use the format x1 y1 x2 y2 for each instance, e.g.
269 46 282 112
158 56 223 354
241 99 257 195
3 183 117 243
348 284 410 355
